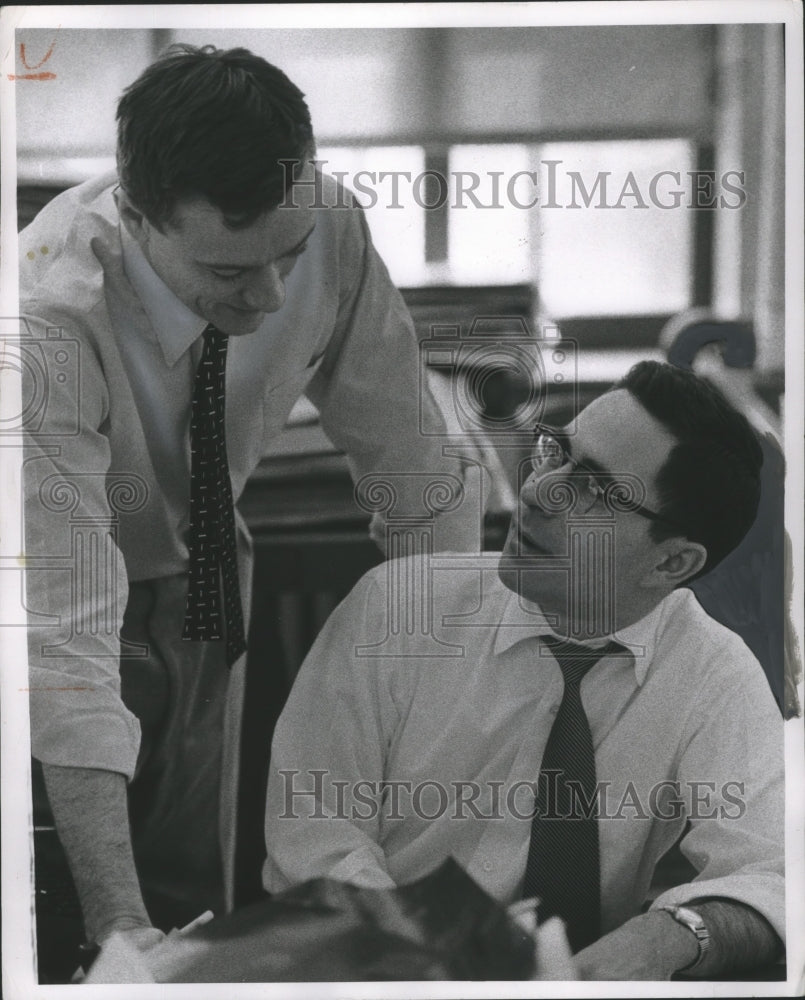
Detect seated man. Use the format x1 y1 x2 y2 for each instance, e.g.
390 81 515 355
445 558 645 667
263 361 784 980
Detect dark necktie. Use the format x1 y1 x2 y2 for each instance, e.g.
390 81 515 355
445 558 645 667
521 635 622 953
182 324 247 667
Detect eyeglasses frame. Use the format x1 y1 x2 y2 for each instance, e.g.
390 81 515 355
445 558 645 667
529 422 684 530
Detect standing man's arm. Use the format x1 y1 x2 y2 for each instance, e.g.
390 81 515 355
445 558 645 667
22 311 155 943
305 191 483 553
40 765 160 945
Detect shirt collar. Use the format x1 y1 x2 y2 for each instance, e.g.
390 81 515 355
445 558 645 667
120 222 208 366
492 585 669 685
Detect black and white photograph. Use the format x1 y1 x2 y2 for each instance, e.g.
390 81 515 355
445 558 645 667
1 2 803 995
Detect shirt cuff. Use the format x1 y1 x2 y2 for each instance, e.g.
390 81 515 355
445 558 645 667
650 873 786 943
29 674 141 779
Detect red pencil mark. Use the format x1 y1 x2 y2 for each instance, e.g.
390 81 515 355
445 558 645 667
7 72 56 81
20 41 56 70
8 39 57 81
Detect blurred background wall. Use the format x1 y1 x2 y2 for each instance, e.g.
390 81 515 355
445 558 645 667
15 23 785 371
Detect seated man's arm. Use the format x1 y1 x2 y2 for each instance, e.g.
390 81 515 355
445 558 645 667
580 641 785 980
264 568 399 893
575 898 781 981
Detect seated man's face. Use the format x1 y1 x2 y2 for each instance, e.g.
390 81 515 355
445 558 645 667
498 389 680 633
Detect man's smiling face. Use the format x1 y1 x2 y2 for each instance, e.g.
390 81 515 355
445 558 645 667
498 389 682 634
121 159 320 337
135 196 316 337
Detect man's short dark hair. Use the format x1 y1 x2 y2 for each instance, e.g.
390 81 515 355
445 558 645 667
616 360 763 579
116 44 314 228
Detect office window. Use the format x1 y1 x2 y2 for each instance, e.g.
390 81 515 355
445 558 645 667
315 145 427 286
535 139 695 317
446 144 533 285
318 139 696 314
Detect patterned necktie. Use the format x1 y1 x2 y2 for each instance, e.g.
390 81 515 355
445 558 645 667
182 324 247 667
521 635 622 953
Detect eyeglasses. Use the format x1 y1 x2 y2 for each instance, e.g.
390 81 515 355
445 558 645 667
529 423 680 527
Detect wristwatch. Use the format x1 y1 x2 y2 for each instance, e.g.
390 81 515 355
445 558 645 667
657 904 710 973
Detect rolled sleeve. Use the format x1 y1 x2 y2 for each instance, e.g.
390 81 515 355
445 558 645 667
651 869 785 943
23 312 141 778
28 668 141 777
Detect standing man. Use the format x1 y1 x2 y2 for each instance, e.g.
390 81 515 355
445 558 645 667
21 44 477 960
265 362 785 979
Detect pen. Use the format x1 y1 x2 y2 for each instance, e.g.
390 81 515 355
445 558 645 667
168 909 215 939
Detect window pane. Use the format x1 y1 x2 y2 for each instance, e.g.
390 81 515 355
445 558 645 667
447 144 533 285
536 140 694 317
315 146 427 286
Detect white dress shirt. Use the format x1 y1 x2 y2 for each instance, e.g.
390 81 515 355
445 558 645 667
264 556 785 942
20 171 475 779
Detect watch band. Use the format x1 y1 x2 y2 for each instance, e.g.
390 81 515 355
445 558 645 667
658 904 710 973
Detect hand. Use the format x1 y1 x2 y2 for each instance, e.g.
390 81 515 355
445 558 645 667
508 902 577 980
574 911 698 981
368 464 486 556
97 923 167 949
369 511 387 554
81 924 168 984
533 916 578 980
432 462 485 554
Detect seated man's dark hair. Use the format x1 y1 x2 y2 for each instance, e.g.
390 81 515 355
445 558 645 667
615 360 763 580
116 44 314 228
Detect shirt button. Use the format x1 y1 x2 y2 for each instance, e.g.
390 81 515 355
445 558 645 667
548 704 559 715
482 860 493 872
